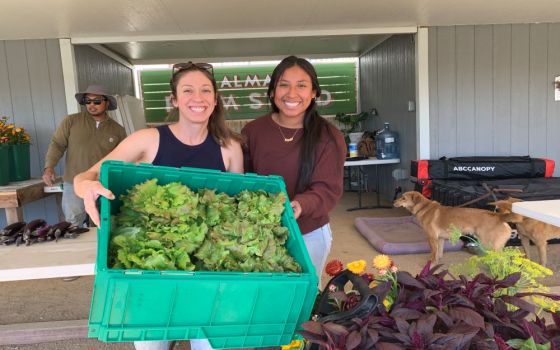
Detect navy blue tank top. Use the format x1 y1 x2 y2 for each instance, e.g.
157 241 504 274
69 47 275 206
152 125 226 171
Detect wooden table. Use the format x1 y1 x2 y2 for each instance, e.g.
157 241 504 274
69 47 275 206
344 158 400 211
0 177 63 225
0 228 96 281
512 200 560 228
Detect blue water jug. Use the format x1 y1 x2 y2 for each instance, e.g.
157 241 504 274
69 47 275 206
376 122 400 159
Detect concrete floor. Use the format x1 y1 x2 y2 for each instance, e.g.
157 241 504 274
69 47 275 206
2 191 560 349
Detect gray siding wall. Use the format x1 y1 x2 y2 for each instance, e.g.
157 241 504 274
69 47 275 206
0 39 67 227
0 43 135 228
74 45 134 96
429 24 560 175
359 34 417 199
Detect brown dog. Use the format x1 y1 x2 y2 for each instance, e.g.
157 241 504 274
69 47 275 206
491 198 560 266
394 191 515 263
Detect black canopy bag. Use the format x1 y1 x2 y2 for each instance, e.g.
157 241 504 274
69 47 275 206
431 177 560 208
410 156 555 198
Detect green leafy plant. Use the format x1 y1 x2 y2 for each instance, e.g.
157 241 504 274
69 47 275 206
109 178 301 273
334 112 369 144
449 224 487 256
507 337 551 350
449 225 560 314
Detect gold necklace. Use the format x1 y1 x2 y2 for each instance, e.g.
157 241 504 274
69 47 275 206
277 124 300 142
273 115 301 142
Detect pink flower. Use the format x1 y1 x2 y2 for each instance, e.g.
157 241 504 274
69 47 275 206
379 269 387 276
390 266 398 273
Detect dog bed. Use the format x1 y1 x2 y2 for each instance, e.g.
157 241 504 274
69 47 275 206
354 216 464 255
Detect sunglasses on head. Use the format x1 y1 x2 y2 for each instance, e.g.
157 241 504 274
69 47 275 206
83 97 107 105
172 62 214 76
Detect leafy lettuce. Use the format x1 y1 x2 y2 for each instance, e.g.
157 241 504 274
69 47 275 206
108 179 301 273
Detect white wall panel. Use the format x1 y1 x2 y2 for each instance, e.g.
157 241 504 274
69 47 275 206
528 24 549 158
474 25 494 155
455 26 476 155
546 23 560 169
429 23 560 175
0 39 66 226
510 24 530 155
493 25 512 154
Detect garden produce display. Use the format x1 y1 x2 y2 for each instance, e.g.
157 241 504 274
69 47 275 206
0 219 88 246
109 178 302 273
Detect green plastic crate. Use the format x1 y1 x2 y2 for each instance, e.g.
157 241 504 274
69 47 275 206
88 161 318 348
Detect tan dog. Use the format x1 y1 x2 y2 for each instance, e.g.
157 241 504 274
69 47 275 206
393 191 515 263
491 198 560 267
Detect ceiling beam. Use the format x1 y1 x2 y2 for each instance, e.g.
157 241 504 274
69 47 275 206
71 27 418 44
89 44 134 70
131 52 359 65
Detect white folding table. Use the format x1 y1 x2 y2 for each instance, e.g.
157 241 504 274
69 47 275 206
0 228 96 282
0 229 96 345
343 158 400 211
512 200 560 228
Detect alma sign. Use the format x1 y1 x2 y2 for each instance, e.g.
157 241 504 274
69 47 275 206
141 62 357 122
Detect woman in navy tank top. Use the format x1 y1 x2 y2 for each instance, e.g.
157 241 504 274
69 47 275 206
74 62 243 227
74 63 243 350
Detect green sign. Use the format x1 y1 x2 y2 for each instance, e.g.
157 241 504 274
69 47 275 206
141 62 357 122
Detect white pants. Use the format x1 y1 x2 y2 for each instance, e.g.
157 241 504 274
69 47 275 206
134 341 171 350
303 223 333 284
190 339 214 350
134 339 212 350
62 182 87 226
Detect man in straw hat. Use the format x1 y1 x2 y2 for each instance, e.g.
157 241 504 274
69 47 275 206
43 84 127 227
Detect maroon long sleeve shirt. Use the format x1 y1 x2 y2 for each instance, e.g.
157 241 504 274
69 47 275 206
242 114 346 234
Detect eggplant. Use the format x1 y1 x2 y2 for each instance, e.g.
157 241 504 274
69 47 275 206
1 225 25 245
66 227 89 235
48 221 71 236
35 225 52 238
46 221 71 242
0 235 14 245
25 237 37 246
23 219 47 236
1 221 26 237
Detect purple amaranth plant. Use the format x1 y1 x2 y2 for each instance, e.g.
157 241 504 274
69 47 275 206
301 261 560 350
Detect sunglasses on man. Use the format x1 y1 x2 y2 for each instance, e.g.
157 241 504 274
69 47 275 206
172 62 214 76
82 97 107 105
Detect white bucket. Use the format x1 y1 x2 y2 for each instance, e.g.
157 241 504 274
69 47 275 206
348 132 364 144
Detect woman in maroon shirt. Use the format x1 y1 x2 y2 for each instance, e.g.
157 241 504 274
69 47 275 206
242 56 346 282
